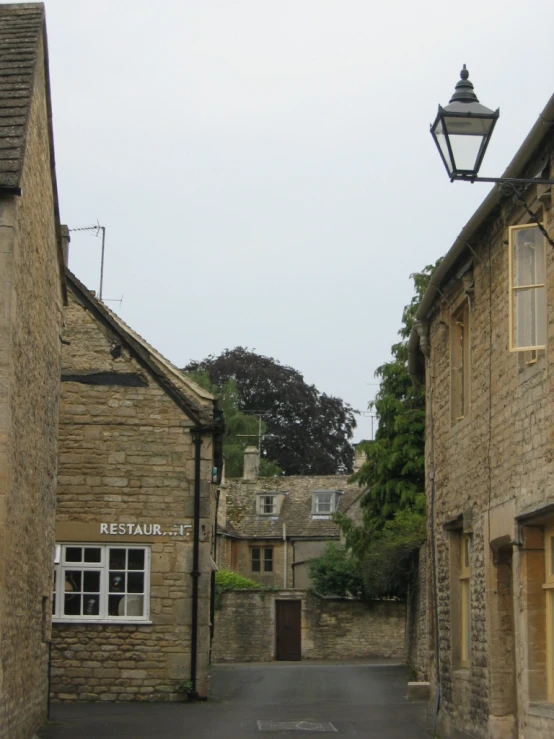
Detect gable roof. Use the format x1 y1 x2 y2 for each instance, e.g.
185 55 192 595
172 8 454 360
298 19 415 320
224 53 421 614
0 3 46 191
223 475 362 539
0 3 66 301
66 268 219 429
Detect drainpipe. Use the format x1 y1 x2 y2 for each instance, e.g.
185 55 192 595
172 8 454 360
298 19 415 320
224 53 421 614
190 429 203 700
283 523 287 589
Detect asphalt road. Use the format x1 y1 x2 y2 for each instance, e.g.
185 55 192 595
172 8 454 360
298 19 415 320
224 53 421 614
39 660 429 738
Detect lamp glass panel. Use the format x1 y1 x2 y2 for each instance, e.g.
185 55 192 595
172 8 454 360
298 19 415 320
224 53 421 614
442 115 495 173
433 119 454 174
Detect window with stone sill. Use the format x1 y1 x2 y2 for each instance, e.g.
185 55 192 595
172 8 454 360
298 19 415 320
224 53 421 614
509 224 547 353
52 544 150 622
251 547 273 573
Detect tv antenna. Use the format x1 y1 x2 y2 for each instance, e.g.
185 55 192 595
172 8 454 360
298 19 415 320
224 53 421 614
68 221 106 299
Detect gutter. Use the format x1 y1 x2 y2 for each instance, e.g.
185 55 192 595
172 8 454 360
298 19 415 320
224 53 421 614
408 92 554 379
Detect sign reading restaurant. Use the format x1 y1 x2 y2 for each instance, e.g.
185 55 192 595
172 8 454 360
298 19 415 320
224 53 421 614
100 523 192 537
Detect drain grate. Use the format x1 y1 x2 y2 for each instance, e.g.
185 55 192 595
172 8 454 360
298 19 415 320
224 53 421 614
257 721 338 732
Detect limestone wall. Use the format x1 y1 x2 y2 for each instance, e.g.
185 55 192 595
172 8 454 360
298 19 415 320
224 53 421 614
50 291 216 702
0 35 64 739
212 590 406 663
423 145 554 738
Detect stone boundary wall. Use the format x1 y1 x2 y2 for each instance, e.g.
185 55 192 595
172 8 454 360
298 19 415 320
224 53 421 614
212 590 406 663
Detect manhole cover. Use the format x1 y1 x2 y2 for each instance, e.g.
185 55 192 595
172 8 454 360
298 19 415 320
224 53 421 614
257 721 337 732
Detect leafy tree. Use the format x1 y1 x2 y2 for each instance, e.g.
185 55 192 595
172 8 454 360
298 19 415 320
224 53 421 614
185 369 282 478
184 348 356 475
307 543 363 599
315 262 439 600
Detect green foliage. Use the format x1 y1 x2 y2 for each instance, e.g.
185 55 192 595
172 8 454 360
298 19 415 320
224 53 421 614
185 348 356 475
359 509 426 600
348 263 439 538
308 543 363 599
186 370 283 478
332 262 440 599
214 568 267 609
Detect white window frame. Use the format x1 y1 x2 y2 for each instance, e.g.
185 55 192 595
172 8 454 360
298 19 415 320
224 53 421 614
257 495 277 516
509 224 547 352
53 543 151 623
313 492 336 515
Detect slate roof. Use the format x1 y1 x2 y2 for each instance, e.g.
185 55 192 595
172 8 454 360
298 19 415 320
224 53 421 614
66 269 219 429
0 3 45 191
223 475 362 539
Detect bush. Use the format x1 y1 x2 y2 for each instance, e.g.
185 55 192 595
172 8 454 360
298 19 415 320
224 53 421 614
308 543 363 599
214 569 265 608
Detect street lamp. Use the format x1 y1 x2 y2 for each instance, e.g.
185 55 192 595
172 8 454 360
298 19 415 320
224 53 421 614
431 65 554 186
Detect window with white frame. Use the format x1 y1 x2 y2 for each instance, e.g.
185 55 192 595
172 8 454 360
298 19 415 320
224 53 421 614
257 495 277 515
53 544 150 622
313 492 336 515
509 224 547 352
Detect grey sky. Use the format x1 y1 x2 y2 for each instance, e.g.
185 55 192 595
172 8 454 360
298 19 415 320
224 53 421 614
34 0 554 442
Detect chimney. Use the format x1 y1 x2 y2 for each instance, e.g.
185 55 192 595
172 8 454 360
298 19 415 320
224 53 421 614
61 224 70 267
243 447 260 481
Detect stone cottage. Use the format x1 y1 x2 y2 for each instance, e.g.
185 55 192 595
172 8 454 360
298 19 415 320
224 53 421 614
409 89 554 737
218 448 361 589
51 269 223 702
0 4 66 737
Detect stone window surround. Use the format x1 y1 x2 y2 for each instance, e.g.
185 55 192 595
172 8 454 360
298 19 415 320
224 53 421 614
53 543 151 624
251 546 273 573
444 515 472 670
516 504 554 709
508 222 547 353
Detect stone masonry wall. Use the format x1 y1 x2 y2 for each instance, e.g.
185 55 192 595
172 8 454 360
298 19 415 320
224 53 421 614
425 151 554 739
0 35 64 739
404 544 429 681
51 291 215 702
212 590 406 663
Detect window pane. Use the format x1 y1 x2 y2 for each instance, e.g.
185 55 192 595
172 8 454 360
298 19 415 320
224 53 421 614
64 593 81 615
109 549 126 570
264 549 273 572
109 594 124 616
84 547 101 563
463 581 471 662
123 595 144 617
52 570 57 615
513 228 545 287
127 572 144 594
464 537 469 569
65 547 82 563
109 572 125 593
550 537 554 577
128 549 145 570
83 571 100 593
251 549 260 572
513 287 545 348
83 595 100 616
65 571 81 591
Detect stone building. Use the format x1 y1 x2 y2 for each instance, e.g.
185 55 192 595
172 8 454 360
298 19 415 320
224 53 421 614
0 4 66 737
409 90 554 737
218 448 360 589
51 270 223 702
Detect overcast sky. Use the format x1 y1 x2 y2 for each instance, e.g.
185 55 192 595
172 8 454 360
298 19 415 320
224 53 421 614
33 0 554 442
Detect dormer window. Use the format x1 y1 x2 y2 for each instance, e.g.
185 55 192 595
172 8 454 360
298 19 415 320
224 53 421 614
312 491 339 516
257 494 278 516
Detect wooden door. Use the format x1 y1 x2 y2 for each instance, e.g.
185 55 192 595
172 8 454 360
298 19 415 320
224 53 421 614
276 600 301 660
